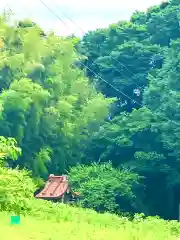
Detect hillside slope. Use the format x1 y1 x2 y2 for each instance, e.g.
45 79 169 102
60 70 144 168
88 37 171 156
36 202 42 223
0 200 180 240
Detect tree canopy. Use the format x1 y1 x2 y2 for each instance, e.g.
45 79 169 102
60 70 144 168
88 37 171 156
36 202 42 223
0 15 111 178
77 0 180 219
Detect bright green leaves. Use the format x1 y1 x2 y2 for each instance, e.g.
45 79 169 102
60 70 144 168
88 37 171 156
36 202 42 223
0 16 110 177
0 136 21 162
0 166 36 213
23 28 43 61
0 78 50 124
69 163 140 214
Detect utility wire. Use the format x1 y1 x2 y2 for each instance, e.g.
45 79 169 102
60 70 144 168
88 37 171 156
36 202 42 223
36 0 180 126
37 0 140 103
50 0 144 91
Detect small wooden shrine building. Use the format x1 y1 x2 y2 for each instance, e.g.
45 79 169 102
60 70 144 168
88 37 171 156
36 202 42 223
35 174 79 204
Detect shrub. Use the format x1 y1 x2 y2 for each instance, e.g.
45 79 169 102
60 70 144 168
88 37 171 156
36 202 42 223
0 166 36 214
68 162 142 214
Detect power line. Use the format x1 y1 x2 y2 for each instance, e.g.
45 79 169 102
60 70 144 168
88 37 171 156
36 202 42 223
38 0 72 29
89 57 143 91
50 0 144 91
35 0 180 126
4 2 180 127
37 0 141 104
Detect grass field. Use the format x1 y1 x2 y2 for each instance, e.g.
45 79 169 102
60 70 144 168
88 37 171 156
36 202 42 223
0 199 180 240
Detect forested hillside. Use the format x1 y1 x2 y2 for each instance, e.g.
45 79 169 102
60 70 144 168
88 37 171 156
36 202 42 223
0 0 180 221
78 0 180 219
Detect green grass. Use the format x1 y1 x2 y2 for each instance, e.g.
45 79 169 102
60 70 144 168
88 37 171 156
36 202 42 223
0 199 180 240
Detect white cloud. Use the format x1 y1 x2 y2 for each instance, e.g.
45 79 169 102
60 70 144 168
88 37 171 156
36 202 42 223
0 0 163 36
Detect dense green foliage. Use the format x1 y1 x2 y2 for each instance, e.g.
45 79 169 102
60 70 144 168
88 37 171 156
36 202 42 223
80 0 180 114
0 137 36 213
0 145 180 239
0 166 36 213
0 157 180 239
69 163 141 214
0 15 111 178
1 0 180 222
77 0 180 219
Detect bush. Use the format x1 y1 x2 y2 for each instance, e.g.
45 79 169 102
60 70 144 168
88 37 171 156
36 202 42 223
0 166 36 214
68 162 142 214
0 136 35 214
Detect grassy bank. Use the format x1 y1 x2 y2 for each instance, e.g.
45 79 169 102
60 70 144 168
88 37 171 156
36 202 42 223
0 199 180 240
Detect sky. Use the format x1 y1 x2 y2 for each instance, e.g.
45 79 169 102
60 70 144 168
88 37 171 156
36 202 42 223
0 0 163 36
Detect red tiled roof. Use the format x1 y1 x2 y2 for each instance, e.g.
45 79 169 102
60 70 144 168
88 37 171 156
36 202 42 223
35 175 69 199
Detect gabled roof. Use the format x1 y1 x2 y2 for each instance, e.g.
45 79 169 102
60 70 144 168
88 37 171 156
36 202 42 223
35 174 69 199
